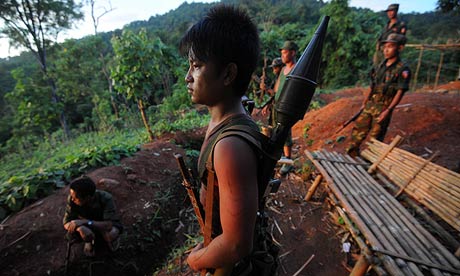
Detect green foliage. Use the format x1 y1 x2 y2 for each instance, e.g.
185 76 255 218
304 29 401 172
436 0 460 13
51 36 116 131
111 28 175 102
0 130 143 219
149 62 209 135
320 0 382 88
4 67 60 150
0 0 83 54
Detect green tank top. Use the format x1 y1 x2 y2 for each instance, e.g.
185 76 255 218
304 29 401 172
197 113 260 236
274 70 288 102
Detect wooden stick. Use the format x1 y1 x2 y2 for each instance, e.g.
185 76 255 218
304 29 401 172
5 231 31 249
304 175 322 201
374 248 460 275
367 135 402 173
292 254 315 276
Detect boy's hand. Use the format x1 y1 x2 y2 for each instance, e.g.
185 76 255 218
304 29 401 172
67 219 86 232
187 242 204 271
77 225 95 242
378 109 390 123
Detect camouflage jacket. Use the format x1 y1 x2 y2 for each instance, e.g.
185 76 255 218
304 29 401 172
366 58 411 112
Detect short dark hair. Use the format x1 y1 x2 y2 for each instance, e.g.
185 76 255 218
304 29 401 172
70 176 96 199
179 4 260 96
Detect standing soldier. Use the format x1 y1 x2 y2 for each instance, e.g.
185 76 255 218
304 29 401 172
346 33 411 157
373 3 407 65
261 57 284 125
274 41 298 175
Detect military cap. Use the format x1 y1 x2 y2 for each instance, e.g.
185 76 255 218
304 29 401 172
381 33 406 45
385 3 399 12
279 41 298 51
269 57 284 68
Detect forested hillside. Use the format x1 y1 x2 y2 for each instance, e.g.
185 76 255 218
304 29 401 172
0 0 459 220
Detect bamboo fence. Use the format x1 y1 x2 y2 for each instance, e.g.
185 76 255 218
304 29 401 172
305 149 460 276
361 138 460 232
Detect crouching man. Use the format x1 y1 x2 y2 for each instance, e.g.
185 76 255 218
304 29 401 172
63 176 123 256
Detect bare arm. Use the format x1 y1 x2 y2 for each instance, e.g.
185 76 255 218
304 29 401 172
64 219 112 233
378 89 404 122
188 136 258 271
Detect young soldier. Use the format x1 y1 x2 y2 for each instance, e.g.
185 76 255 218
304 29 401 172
374 4 407 65
180 5 269 274
275 41 298 175
346 33 411 157
261 57 284 126
63 176 122 256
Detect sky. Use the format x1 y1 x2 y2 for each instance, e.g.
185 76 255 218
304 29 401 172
0 0 438 59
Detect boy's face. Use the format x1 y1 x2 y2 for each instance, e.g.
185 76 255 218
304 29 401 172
383 42 399 59
185 52 225 105
70 189 91 207
387 10 396 19
273 66 282 76
281 49 296 64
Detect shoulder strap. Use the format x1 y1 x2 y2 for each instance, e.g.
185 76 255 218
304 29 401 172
205 125 277 171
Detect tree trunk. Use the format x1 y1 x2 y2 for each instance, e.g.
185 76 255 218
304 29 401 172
137 99 154 141
49 77 70 140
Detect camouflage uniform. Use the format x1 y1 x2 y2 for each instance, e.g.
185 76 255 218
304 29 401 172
346 56 411 156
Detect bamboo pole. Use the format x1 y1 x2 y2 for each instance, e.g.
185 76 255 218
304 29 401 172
316 155 417 275
304 151 384 249
362 149 460 230
364 142 460 182
327 154 443 276
412 47 424 91
352 158 460 269
304 175 322 201
361 140 460 231
364 138 460 180
325 151 460 273
308 150 460 274
363 150 460 202
315 151 421 275
434 51 444 89
367 135 403 173
395 151 439 197
322 160 405 275
373 153 460 207
350 255 370 276
351 165 456 273
376 173 460 252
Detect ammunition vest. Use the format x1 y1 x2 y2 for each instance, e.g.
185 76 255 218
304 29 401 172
198 113 266 236
197 114 279 275
368 59 408 110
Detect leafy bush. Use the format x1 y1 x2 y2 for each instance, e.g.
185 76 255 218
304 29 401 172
0 130 144 220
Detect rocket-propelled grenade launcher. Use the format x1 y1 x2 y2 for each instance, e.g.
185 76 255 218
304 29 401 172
259 16 329 196
275 16 330 127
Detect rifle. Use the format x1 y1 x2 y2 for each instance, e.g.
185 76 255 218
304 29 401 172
256 96 274 116
335 107 363 134
174 154 232 276
259 54 268 100
174 154 205 232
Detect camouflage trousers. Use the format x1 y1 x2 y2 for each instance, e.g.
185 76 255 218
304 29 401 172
346 108 392 157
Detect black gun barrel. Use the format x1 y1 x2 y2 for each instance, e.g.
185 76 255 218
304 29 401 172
275 16 330 128
256 16 329 205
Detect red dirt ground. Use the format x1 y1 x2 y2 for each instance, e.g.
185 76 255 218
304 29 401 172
0 82 459 276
